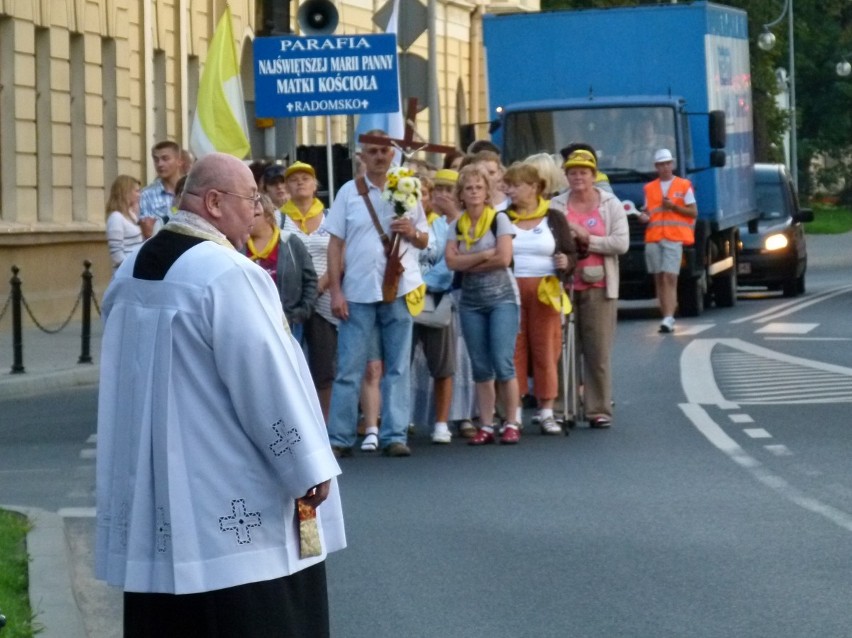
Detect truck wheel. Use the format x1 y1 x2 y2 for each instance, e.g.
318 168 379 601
679 275 705 317
713 268 738 307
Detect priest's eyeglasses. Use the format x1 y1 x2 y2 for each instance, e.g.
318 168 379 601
216 190 263 206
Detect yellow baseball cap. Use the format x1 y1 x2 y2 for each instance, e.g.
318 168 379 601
284 161 316 180
433 169 459 185
563 149 597 171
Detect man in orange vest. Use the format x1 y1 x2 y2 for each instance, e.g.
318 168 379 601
639 148 698 333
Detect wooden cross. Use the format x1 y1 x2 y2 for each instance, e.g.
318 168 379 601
358 98 457 159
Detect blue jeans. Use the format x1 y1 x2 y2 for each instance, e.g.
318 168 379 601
290 322 304 347
458 303 519 382
327 298 413 448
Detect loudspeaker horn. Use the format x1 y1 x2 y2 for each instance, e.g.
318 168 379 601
298 0 339 35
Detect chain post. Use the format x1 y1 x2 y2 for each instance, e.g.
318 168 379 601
79 260 93 364
10 266 25 373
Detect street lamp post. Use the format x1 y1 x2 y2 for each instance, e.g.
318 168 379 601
758 0 797 189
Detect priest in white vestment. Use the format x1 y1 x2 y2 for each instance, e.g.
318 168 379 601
96 152 345 637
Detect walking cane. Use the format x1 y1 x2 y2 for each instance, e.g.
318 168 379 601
561 280 584 430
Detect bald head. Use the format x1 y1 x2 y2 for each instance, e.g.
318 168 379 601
180 153 258 249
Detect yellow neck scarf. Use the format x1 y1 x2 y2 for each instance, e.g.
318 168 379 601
246 226 280 261
426 211 440 226
457 206 498 251
508 197 549 223
282 198 324 233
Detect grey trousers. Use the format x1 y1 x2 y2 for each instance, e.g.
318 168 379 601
574 287 617 419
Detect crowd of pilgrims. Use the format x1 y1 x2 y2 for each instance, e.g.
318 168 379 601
105 139 628 449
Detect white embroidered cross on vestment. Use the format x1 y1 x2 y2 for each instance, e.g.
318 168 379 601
156 507 171 553
269 419 301 457
219 498 262 545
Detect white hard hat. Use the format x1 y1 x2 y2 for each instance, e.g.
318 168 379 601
654 148 674 164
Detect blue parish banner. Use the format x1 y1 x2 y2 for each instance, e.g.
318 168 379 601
253 33 401 118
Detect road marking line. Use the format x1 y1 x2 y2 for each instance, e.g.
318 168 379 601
731 284 852 324
680 340 739 408
680 403 852 534
86 434 97 444
764 337 852 341
755 322 818 334
79 449 96 460
668 324 715 336
729 414 754 423
744 428 772 439
685 337 852 379
704 340 852 404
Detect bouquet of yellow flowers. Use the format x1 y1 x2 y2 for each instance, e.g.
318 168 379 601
382 166 422 216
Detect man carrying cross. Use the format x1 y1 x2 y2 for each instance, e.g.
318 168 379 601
326 129 430 458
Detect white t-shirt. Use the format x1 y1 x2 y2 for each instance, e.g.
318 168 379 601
659 178 696 205
512 218 557 278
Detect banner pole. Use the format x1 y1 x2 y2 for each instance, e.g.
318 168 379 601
325 115 335 205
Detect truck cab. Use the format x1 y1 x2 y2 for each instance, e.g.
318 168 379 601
497 96 728 314
483 2 758 316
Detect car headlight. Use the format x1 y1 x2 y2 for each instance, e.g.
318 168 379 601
764 233 789 251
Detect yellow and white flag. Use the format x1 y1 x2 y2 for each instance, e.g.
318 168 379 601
190 6 251 159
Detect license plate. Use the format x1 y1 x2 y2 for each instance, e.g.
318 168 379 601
738 262 752 275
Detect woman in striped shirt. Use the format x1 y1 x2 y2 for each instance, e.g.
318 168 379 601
280 162 338 421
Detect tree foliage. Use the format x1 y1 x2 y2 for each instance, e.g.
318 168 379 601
538 0 852 197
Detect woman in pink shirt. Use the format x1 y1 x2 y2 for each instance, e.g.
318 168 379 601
563 149 629 428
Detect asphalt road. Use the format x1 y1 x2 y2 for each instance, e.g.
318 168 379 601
1 234 850 637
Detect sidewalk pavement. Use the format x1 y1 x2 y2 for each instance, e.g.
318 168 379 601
1 320 112 638
0 320 101 400
0 232 847 637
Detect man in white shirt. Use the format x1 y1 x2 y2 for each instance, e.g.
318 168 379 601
326 132 429 458
96 152 345 637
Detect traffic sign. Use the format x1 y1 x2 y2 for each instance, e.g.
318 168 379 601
253 33 401 118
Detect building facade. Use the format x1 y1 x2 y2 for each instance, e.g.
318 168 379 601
0 0 535 322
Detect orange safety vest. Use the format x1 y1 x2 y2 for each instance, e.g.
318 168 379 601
643 176 695 246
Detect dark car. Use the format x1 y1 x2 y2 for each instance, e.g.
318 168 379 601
738 163 813 297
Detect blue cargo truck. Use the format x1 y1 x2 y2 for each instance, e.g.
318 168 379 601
482 1 757 315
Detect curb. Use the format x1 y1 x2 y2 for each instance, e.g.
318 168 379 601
2 506 87 638
0 366 99 400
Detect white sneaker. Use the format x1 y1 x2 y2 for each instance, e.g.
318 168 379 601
659 316 675 333
360 432 379 452
431 424 452 444
540 416 562 435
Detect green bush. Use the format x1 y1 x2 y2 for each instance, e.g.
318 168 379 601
0 510 37 638
807 204 852 235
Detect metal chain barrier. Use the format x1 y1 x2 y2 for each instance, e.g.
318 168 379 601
91 286 102 317
0 291 11 324
6 262 101 373
20 290 82 334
